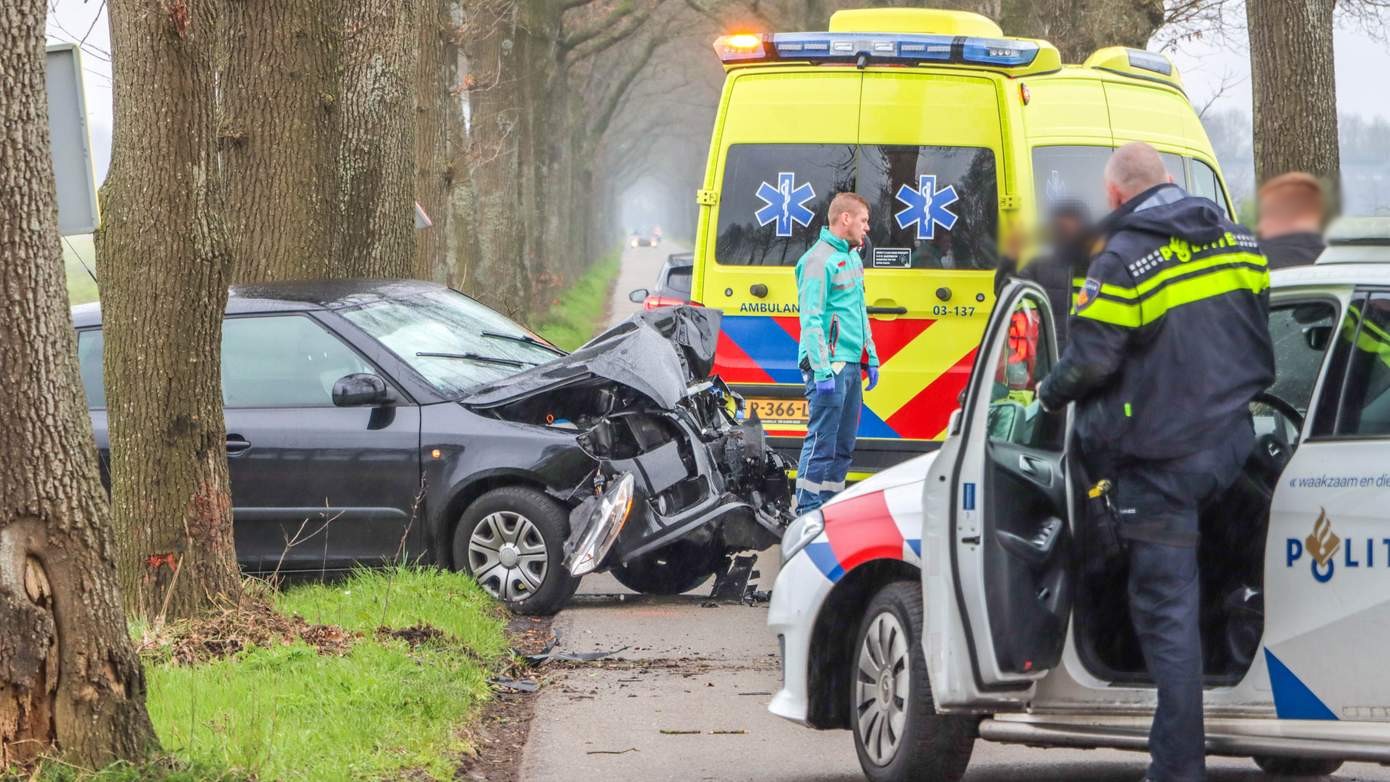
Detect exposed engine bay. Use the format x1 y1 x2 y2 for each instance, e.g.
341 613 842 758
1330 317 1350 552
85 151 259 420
462 306 794 585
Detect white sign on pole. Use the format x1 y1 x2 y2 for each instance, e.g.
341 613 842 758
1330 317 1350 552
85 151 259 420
45 44 100 236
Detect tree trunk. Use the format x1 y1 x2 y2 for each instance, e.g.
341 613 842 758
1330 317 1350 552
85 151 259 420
0 0 156 764
221 0 342 282
457 0 529 317
335 0 420 278
415 0 454 282
1247 0 1340 195
96 0 242 622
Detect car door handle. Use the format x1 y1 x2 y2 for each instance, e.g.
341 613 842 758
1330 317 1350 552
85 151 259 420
226 435 252 454
867 305 907 315
1018 454 1051 483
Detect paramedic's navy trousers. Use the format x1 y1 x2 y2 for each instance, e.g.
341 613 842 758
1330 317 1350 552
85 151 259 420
794 368 861 513
1113 429 1252 782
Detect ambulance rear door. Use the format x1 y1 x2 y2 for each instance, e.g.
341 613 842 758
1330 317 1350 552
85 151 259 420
854 70 1005 450
697 68 863 441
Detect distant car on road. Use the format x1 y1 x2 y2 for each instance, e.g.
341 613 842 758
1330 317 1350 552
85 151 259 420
629 229 662 248
73 281 791 615
629 251 694 310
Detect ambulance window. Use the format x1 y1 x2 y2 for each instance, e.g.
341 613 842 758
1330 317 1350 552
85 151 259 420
714 144 856 266
1189 159 1229 218
1330 295 1390 437
1030 146 1112 219
856 145 999 270
1158 152 1188 190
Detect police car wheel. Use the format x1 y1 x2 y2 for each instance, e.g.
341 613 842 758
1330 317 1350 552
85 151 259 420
453 486 579 616
1252 756 1344 777
852 582 975 782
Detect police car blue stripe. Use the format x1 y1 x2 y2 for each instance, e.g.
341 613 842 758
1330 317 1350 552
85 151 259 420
803 541 844 583
1265 649 1338 720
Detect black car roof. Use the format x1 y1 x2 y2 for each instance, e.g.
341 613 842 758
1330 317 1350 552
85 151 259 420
70 279 451 329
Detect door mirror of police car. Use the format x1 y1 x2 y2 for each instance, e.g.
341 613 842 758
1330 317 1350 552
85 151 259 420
948 408 963 436
628 288 649 304
332 372 391 407
1303 325 1332 352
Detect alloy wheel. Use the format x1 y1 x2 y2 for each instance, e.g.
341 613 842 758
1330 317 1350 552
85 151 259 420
855 611 911 766
467 510 549 602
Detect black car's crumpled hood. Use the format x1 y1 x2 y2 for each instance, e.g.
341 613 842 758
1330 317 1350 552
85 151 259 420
461 306 721 409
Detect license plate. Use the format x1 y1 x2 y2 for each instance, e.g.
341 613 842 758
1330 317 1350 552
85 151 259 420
747 397 809 426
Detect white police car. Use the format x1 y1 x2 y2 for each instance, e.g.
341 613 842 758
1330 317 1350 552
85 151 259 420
769 218 1390 782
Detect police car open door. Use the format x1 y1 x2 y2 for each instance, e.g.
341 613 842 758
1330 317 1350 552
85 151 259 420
924 280 1073 708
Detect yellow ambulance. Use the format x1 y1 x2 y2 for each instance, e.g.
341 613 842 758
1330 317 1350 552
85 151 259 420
692 7 1234 476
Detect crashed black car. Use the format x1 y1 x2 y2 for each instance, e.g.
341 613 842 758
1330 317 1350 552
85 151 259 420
73 280 792 614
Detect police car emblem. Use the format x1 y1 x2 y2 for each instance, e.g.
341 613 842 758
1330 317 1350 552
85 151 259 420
1076 277 1101 310
755 172 816 237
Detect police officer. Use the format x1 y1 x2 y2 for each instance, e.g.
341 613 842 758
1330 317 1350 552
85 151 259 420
793 192 880 513
1037 142 1274 782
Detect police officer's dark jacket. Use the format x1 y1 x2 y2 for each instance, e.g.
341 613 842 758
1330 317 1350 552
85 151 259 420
1038 184 1275 463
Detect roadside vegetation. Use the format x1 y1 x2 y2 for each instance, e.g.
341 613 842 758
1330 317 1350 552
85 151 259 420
12 568 509 782
530 251 622 350
63 234 99 305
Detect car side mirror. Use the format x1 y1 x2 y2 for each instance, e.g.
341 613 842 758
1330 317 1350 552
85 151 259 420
948 408 963 436
628 288 650 304
1303 325 1332 352
332 373 391 407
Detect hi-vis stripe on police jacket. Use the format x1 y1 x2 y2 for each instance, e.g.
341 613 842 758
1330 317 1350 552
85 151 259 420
1039 184 1276 462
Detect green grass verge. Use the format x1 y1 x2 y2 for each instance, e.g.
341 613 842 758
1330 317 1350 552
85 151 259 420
62 233 99 306
530 252 621 351
19 568 508 782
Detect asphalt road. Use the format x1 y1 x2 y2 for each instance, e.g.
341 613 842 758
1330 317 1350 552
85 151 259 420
516 243 1390 782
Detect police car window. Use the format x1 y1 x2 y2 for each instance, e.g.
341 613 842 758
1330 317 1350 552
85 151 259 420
1266 302 1337 413
856 145 999 270
1332 295 1390 436
1031 146 1112 220
987 294 1058 448
715 144 855 266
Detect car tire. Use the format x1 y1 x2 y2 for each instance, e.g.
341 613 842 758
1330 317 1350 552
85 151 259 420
852 581 975 782
1252 756 1344 777
453 486 579 615
610 540 721 595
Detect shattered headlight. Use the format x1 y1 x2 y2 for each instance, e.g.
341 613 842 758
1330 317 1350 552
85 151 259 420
563 473 636 577
780 509 824 565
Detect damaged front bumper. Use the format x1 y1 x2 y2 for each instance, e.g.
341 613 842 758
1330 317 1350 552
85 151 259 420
462 306 795 576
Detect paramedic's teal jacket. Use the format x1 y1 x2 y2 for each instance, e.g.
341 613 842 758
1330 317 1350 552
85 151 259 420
795 227 879 382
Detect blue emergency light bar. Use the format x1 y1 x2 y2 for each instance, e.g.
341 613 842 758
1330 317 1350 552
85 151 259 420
714 32 1040 68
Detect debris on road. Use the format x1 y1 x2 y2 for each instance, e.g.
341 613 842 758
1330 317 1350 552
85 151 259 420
491 677 541 693
586 747 640 755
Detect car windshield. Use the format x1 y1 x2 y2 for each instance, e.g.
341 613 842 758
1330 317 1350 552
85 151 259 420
339 289 561 397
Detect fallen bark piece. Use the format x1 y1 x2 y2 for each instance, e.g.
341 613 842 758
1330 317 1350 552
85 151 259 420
659 729 700 735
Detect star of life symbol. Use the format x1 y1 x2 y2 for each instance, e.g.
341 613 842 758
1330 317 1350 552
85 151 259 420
755 172 816 237
894 174 959 240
